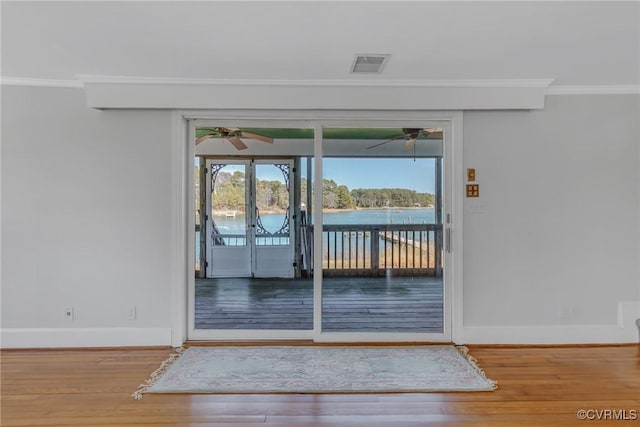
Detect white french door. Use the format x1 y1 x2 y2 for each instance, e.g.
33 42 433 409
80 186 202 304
252 160 295 278
205 159 295 278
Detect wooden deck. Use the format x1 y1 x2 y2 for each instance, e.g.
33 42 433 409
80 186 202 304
2 345 639 426
196 276 443 333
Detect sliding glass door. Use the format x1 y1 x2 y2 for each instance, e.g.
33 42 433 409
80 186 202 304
316 126 448 341
190 124 315 340
188 119 453 342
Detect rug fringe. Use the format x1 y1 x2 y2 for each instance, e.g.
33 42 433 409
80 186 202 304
132 346 185 400
455 346 498 390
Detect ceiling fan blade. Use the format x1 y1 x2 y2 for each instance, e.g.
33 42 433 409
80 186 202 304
366 133 409 150
227 136 248 150
240 132 273 144
404 138 416 151
195 134 214 145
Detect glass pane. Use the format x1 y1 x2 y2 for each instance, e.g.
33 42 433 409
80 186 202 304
193 126 314 332
254 163 290 246
210 164 247 246
321 127 445 334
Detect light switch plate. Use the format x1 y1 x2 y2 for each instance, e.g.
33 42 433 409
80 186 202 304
467 168 476 182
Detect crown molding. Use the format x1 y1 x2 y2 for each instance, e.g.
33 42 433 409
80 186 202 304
1 77 83 88
76 74 555 89
546 85 640 95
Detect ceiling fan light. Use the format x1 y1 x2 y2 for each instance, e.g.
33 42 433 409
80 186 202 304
405 138 417 151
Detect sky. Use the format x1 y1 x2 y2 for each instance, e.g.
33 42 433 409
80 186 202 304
316 158 436 194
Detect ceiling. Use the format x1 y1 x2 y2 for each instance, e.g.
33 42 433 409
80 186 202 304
1 1 639 87
195 128 441 140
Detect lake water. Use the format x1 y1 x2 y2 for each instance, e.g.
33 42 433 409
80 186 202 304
197 209 437 263
316 208 436 226
212 208 436 234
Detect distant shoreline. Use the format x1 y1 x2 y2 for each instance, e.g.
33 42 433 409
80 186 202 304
322 206 434 214
212 206 435 216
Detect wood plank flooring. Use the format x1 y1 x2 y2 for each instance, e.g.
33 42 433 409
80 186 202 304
196 277 443 332
2 345 638 426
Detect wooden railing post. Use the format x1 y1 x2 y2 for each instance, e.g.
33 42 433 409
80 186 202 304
370 229 380 274
317 223 441 277
198 157 207 278
306 225 314 274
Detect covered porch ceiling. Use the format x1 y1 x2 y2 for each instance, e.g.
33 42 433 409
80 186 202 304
195 128 443 140
194 127 445 158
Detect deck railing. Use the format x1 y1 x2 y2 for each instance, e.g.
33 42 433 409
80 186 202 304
302 223 443 277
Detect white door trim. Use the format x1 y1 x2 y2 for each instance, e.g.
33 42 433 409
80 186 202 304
172 111 464 344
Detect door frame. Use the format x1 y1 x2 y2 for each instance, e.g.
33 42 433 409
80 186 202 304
171 111 464 345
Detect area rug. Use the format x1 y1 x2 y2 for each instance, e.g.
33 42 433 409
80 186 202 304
132 345 497 399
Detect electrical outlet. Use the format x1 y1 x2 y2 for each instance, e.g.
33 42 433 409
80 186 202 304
467 202 487 214
559 304 573 321
128 306 137 320
64 307 74 320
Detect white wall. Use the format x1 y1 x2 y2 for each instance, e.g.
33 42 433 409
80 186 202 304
462 95 640 343
1 86 174 347
2 87 639 347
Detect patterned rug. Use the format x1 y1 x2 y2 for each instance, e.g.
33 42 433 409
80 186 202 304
133 345 497 399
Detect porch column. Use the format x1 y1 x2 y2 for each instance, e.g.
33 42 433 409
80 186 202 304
306 157 313 219
435 156 442 224
293 157 302 278
435 156 443 276
198 156 207 278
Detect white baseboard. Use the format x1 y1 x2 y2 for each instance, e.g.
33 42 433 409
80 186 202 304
3 303 638 347
461 301 640 345
0 327 173 349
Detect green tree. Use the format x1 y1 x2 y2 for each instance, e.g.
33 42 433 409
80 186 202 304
350 187 435 208
322 179 339 209
336 185 354 209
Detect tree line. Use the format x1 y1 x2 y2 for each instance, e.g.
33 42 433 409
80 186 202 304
210 171 434 211
309 179 435 210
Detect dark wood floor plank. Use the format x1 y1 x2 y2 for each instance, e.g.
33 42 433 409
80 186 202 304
195 277 444 331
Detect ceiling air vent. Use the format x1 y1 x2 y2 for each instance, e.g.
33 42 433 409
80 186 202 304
351 54 390 74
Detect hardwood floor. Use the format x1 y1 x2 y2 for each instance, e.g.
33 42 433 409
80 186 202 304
196 276 443 333
2 345 638 426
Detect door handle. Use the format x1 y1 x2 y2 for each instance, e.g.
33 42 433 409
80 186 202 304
445 228 452 253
